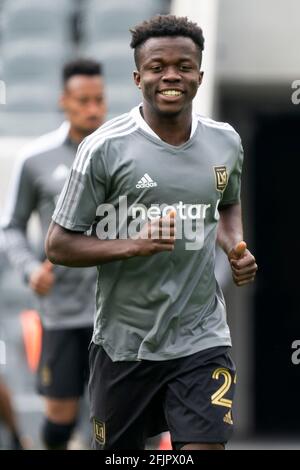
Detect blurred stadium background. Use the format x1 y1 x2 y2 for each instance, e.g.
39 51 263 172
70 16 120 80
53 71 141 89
0 0 300 449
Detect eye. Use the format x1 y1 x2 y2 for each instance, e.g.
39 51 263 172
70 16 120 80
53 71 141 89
180 65 193 71
151 65 162 72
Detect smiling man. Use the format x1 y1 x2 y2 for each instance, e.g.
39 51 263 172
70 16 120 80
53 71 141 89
46 15 257 450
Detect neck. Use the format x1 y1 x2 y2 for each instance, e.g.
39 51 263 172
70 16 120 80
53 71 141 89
141 102 193 146
68 127 87 145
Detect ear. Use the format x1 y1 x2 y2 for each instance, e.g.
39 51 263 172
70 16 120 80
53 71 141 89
198 71 204 87
133 71 141 89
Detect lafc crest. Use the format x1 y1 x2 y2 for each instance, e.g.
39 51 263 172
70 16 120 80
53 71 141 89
93 418 106 445
214 166 228 191
41 365 52 386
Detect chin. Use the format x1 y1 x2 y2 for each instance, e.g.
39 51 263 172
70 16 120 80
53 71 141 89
85 125 101 135
157 105 183 116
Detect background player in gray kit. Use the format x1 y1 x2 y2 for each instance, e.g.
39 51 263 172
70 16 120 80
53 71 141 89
46 16 258 450
2 59 106 449
0 230 24 449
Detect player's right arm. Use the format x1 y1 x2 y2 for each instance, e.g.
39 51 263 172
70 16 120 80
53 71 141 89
2 157 54 295
46 213 176 268
46 139 176 267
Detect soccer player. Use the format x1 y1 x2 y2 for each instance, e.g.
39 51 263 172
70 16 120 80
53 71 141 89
0 231 24 449
46 16 257 450
2 59 106 449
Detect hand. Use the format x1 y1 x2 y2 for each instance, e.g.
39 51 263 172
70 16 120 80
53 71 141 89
29 260 55 296
132 210 176 257
228 241 258 287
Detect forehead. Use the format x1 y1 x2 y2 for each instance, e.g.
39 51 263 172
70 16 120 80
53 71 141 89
65 75 104 94
139 36 200 63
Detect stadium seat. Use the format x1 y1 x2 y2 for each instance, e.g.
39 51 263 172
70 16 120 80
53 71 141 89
2 10 70 44
84 40 136 84
2 1 73 43
5 84 60 113
0 110 63 136
3 41 69 86
2 0 73 14
1 0 73 43
82 0 167 43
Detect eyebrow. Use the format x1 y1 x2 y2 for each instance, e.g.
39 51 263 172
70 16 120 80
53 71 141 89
144 55 195 64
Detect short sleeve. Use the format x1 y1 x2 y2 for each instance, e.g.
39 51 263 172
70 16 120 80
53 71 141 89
52 145 109 231
219 139 244 207
2 157 37 230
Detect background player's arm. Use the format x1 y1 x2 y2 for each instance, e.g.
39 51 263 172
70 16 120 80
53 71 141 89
217 203 257 286
46 214 176 268
2 160 55 295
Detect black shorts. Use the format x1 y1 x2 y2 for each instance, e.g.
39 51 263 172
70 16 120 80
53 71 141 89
88 344 236 450
37 326 93 399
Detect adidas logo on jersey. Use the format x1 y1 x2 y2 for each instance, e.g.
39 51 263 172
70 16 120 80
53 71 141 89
52 164 69 181
136 173 157 189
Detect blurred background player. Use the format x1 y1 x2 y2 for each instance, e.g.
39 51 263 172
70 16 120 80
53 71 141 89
2 59 106 449
0 229 24 450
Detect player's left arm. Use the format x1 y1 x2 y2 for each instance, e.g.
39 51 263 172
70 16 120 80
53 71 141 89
217 203 258 286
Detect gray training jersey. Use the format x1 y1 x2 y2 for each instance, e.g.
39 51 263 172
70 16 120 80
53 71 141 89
53 106 243 361
2 122 96 329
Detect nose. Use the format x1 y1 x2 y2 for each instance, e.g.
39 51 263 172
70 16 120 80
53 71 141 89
162 66 181 82
87 101 103 115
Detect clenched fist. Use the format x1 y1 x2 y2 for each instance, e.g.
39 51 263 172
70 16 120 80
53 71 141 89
228 241 258 287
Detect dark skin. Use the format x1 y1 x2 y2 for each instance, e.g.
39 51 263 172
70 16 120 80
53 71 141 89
45 36 257 450
60 75 107 144
134 36 203 146
217 204 257 287
46 213 177 267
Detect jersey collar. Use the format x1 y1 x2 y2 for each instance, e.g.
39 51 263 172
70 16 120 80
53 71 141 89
129 104 198 141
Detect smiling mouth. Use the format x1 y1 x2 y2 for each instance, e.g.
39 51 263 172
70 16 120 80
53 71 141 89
159 90 183 97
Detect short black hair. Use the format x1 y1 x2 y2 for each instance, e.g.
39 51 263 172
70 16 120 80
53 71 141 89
62 58 103 85
130 15 205 69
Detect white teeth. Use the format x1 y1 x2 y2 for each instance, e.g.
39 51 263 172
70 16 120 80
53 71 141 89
161 90 182 96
